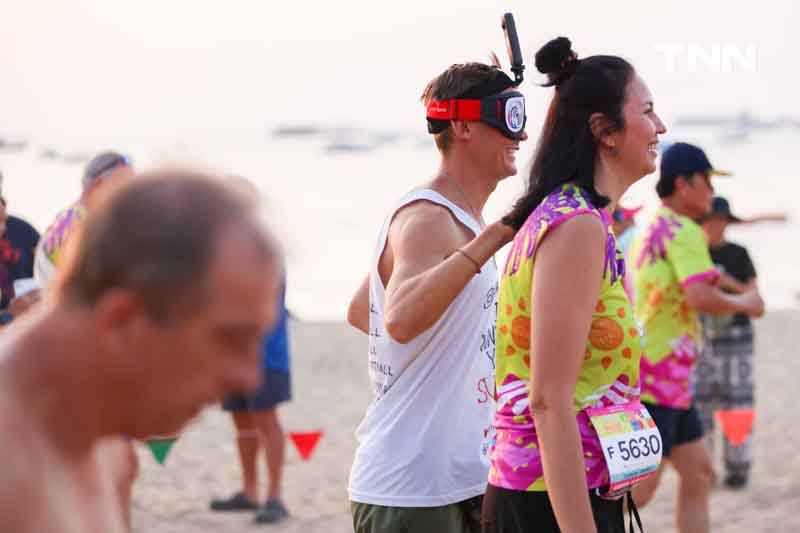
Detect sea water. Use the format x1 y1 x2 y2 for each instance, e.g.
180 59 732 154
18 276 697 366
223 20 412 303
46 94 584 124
0 127 797 320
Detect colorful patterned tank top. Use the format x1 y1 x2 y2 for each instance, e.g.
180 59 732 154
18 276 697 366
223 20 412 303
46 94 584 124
489 184 643 491
41 202 86 268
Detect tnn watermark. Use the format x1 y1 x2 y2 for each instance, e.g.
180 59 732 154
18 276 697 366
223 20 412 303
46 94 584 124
653 43 756 73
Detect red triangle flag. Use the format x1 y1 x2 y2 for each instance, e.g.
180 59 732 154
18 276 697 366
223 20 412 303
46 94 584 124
289 430 323 461
715 409 755 446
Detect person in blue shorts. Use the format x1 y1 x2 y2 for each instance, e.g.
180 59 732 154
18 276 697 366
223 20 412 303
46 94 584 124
210 280 292 525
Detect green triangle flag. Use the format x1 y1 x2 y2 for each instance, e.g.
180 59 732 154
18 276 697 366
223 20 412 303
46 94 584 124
146 437 177 465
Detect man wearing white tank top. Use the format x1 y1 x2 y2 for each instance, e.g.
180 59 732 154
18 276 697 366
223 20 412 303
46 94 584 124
347 61 528 533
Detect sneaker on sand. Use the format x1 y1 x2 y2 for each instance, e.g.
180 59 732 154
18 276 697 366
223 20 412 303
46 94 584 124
209 491 259 512
254 498 289 524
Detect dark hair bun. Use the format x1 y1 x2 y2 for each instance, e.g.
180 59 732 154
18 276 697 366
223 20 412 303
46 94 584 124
535 37 578 86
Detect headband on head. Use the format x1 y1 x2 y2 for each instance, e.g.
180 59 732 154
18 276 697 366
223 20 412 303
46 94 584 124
426 71 518 135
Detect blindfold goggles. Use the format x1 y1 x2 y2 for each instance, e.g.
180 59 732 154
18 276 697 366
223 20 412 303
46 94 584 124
426 91 527 140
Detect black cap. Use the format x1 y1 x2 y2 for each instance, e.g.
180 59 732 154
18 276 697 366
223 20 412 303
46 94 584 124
661 142 730 179
656 142 730 197
707 196 742 223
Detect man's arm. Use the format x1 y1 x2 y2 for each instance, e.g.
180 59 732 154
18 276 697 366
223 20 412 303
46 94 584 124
716 272 748 294
739 213 788 224
383 202 513 343
684 281 764 317
346 274 370 334
673 226 764 318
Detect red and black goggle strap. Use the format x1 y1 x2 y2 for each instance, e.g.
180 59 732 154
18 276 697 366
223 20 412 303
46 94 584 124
426 93 526 139
425 99 483 122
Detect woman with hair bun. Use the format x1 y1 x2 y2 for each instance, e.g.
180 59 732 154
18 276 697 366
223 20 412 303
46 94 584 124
482 37 666 533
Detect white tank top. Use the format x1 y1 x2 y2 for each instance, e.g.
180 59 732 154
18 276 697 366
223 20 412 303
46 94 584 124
348 189 499 507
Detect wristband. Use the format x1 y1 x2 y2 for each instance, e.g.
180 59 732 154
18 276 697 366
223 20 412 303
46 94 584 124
455 249 481 274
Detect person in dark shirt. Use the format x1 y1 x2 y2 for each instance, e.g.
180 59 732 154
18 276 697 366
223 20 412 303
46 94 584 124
696 197 761 489
0 196 41 320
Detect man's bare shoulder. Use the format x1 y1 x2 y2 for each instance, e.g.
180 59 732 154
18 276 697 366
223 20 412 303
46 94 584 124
393 198 459 227
389 199 463 252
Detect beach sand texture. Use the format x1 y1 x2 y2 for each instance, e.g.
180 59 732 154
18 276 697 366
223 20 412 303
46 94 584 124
133 312 799 533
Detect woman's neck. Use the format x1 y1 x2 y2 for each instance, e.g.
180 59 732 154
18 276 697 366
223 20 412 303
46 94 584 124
592 154 632 212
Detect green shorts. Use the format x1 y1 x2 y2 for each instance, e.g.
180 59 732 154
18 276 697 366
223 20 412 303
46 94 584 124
351 496 482 533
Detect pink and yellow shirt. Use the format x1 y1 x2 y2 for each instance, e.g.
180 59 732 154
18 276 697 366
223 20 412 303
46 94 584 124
41 202 86 268
630 206 718 409
488 184 643 492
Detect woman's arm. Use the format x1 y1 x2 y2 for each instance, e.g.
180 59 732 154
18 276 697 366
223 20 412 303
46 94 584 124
529 214 607 533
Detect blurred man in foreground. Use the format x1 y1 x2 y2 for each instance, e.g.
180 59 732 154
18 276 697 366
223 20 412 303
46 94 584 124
0 171 281 532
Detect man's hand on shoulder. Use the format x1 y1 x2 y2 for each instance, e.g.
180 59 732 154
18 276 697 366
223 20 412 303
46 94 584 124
483 220 516 250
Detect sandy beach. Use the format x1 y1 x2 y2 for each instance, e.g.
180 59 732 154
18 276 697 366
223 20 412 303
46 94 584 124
132 311 799 533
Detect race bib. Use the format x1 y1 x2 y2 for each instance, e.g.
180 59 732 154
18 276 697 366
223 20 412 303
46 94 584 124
586 401 662 497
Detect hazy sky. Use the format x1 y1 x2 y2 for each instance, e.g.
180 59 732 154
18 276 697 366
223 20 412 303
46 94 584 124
3 0 797 142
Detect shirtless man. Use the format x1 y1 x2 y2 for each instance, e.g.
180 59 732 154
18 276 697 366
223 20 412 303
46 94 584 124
0 170 281 532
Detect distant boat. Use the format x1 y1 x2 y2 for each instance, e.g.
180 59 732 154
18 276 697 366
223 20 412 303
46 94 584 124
62 153 89 164
675 111 777 129
0 139 27 153
39 148 59 160
323 127 376 154
370 132 403 146
272 126 322 137
718 127 751 144
674 111 799 144
324 141 374 154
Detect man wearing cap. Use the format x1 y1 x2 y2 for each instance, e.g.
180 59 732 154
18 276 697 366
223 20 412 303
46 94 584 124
34 151 133 285
696 197 765 489
630 143 764 533
345 61 524 533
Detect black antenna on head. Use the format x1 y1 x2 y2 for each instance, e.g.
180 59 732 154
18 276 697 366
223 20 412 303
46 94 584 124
501 13 524 85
